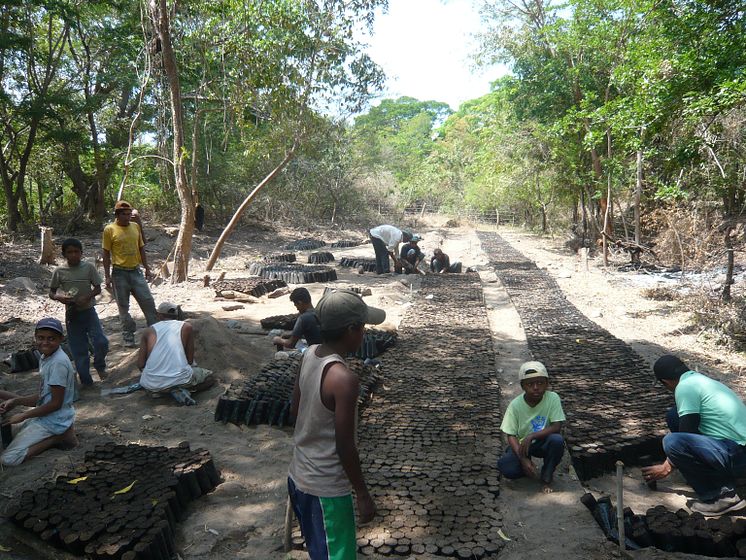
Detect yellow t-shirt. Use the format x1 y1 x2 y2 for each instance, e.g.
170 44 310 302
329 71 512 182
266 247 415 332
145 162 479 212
102 222 143 268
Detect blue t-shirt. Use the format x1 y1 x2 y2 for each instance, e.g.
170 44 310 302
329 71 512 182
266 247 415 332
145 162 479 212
36 347 76 434
675 371 746 445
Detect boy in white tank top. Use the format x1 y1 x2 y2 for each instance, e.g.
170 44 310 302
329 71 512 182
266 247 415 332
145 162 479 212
288 290 386 559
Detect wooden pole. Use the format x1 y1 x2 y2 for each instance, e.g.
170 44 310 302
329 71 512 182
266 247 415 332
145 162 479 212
283 496 293 552
616 461 625 553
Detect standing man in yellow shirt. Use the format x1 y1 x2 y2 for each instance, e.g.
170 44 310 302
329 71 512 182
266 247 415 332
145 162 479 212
102 201 157 347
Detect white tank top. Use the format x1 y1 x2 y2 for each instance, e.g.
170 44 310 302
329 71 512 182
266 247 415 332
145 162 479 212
140 321 193 391
288 346 352 497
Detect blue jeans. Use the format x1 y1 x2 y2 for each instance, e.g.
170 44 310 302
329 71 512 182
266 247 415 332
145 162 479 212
498 433 565 483
66 307 109 385
664 406 746 501
370 235 390 274
111 267 157 335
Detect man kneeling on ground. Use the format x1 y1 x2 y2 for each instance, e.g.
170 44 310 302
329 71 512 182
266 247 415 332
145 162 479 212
497 361 566 493
642 354 746 516
0 318 77 466
430 248 462 273
138 302 214 405
273 287 322 350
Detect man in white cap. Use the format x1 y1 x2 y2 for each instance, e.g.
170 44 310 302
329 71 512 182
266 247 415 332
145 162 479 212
498 360 566 493
137 302 214 405
288 290 385 559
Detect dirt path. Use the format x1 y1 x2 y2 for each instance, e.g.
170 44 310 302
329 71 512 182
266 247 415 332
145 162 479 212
0 219 742 559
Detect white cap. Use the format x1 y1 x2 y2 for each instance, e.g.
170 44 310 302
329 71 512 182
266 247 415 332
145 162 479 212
518 361 548 382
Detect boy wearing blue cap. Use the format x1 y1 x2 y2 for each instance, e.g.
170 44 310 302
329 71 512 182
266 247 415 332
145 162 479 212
0 318 77 466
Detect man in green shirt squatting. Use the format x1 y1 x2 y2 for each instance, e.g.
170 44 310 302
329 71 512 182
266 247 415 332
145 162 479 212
642 354 746 516
498 361 566 494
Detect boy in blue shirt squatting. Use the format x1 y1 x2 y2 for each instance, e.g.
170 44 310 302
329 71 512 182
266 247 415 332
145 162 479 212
498 361 566 494
0 318 77 466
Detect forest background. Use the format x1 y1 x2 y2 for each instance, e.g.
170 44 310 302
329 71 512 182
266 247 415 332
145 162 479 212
0 0 744 281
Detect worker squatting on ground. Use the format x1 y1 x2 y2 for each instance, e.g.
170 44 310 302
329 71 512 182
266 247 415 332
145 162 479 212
396 234 425 274
642 354 746 516
497 361 566 494
102 200 157 348
138 302 215 406
49 238 109 386
288 290 386 560
0 318 77 466
368 224 412 275
272 287 322 350
430 248 462 273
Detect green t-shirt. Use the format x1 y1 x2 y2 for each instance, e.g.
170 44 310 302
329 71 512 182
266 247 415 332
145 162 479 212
500 390 566 442
675 371 746 445
50 261 102 311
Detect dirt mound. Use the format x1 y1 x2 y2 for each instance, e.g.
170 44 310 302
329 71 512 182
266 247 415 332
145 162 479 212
190 315 268 381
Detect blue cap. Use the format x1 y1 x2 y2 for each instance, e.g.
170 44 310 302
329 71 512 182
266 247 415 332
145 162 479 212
35 317 64 335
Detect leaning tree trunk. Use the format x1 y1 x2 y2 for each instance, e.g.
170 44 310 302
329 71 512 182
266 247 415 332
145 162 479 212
205 145 297 272
149 0 193 282
634 144 643 245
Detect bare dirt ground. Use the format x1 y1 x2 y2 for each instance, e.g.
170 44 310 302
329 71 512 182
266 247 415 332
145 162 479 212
0 215 742 559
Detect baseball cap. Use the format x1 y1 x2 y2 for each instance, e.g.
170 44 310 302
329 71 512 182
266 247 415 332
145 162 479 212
518 361 548 382
411 234 423 242
653 354 689 380
316 290 386 331
35 317 64 335
114 200 133 211
156 301 179 316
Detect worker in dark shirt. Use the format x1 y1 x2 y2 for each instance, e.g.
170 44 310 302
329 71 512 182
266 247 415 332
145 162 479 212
273 288 322 349
430 248 462 273
397 235 425 274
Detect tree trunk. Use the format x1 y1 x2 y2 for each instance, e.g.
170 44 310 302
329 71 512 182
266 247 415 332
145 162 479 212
635 145 643 245
602 130 612 266
150 0 193 282
205 145 297 272
39 226 56 265
723 226 734 302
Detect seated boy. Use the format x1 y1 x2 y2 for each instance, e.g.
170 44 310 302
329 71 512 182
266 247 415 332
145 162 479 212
430 248 462 273
288 290 385 559
0 318 77 466
49 237 109 385
497 361 566 493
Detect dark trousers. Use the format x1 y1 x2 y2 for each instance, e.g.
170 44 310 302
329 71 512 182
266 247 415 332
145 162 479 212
497 433 565 483
431 259 462 273
66 307 109 385
370 235 390 274
664 406 746 501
